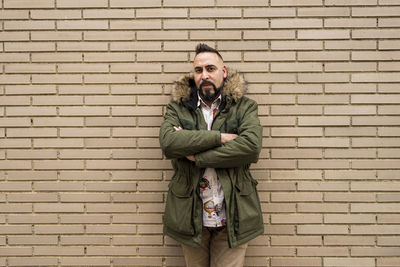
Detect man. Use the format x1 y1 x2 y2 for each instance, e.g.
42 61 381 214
159 43 263 267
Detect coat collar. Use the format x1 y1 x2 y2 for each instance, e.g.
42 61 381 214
171 69 248 108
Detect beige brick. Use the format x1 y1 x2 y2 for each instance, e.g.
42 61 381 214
60 193 110 202
352 160 400 169
7 214 58 224
8 257 58 266
59 84 108 95
34 246 84 256
84 74 135 84
325 148 376 158
60 106 109 116
86 203 137 213
298 225 348 234
84 31 134 41
378 258 400 267
352 247 400 257
352 204 400 213
298 51 349 61
7 171 57 181
8 193 58 202
325 235 375 246
271 214 323 224
0 225 32 234
0 10 29 19
244 30 296 40
272 148 322 158
4 0 54 8
379 148 400 158
32 31 82 41
326 40 377 50
299 247 349 257
271 236 322 246
271 0 322 6
379 40 400 50
299 7 350 16
86 138 136 148
353 73 400 83
299 116 350 126
112 214 162 224
137 30 188 40
33 138 84 148
7 128 57 138
325 258 375 267
34 181 84 191
354 29 400 39
113 257 163 267
60 214 110 224
0 204 32 213
0 74 30 84
60 236 111 245
5 21 55 30
0 96 30 106
271 258 321 267
326 18 376 28
8 235 58 245
325 62 376 72
59 149 111 159
163 19 214 29
271 84 322 94
57 0 107 8
0 52 30 62
0 139 31 149
244 8 295 18
353 117 400 126
378 236 400 246
352 182 400 191
31 9 81 19
270 170 322 180
110 41 161 51
0 32 29 41
5 85 56 95
87 246 136 256
378 193 400 202
110 20 161 30
5 42 55 52
34 203 84 213
272 62 322 72
217 19 269 29
60 257 110 266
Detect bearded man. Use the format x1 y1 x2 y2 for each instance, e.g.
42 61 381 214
159 43 263 267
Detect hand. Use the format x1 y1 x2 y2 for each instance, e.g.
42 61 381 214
186 155 195 161
221 133 238 144
173 126 182 131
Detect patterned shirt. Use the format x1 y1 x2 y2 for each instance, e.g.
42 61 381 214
198 94 226 228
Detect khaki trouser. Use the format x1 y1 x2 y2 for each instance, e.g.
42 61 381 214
181 227 248 267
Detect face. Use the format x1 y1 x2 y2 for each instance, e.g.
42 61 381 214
193 52 227 102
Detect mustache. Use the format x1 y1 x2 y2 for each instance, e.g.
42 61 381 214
200 81 216 89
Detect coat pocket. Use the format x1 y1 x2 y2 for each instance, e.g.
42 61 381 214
164 180 194 235
233 173 263 236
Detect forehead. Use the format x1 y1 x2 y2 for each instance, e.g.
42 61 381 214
193 52 222 67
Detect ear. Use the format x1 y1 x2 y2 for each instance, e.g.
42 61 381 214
222 65 227 79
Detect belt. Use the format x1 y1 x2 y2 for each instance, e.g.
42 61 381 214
205 226 226 232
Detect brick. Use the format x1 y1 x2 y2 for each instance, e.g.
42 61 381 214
32 31 82 41
324 258 375 267
379 148 400 158
0 74 30 84
60 214 110 224
110 41 161 52
271 0 322 6
59 149 111 159
0 204 32 213
353 117 400 126
271 258 321 267
86 203 136 213
33 138 84 148
4 0 54 8
272 62 322 72
326 0 376 5
378 258 400 267
60 236 111 245
5 42 55 52
378 236 400 246
7 128 57 138
34 181 84 191
112 214 162 224
326 40 377 50
60 257 110 266
7 171 57 181
137 31 188 40
326 18 376 28
0 32 29 42
352 160 400 169
5 85 56 95
354 29 400 39
8 258 58 266
84 31 135 41
353 73 400 83
34 203 84 213
110 0 161 7
352 182 400 191
271 236 322 246
0 247 32 256
111 20 161 30
87 246 136 256
271 214 323 224
271 148 322 159
8 236 58 245
379 40 400 50
244 7 295 18
113 258 162 267
8 193 58 202
0 96 30 105
325 235 375 246
0 225 32 234
298 247 349 257
352 247 400 257
244 30 295 40
5 21 55 30
31 10 81 19
299 7 350 16
57 0 107 8
34 246 84 256
298 225 348 234
378 193 400 202
352 204 400 213
326 62 376 72
0 10 29 19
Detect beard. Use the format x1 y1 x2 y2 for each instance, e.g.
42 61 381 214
198 81 224 102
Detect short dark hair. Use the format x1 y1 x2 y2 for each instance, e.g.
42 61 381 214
195 43 223 61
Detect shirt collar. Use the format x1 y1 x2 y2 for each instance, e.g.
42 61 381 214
197 92 222 109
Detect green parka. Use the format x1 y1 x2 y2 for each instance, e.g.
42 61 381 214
159 69 263 248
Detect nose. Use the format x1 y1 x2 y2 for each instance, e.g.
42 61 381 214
201 70 209 80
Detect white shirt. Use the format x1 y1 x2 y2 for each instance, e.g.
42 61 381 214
198 94 226 227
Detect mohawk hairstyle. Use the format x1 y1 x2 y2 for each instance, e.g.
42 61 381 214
195 43 223 61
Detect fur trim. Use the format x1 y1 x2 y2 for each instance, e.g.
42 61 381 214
171 69 247 103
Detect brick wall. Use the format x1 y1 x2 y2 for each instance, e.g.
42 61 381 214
1 0 400 266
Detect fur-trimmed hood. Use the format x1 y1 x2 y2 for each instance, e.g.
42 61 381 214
171 69 248 104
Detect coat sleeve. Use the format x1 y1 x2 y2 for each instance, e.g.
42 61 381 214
159 103 221 159
194 99 262 168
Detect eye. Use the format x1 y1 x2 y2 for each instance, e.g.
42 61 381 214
194 68 202 73
206 66 216 72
